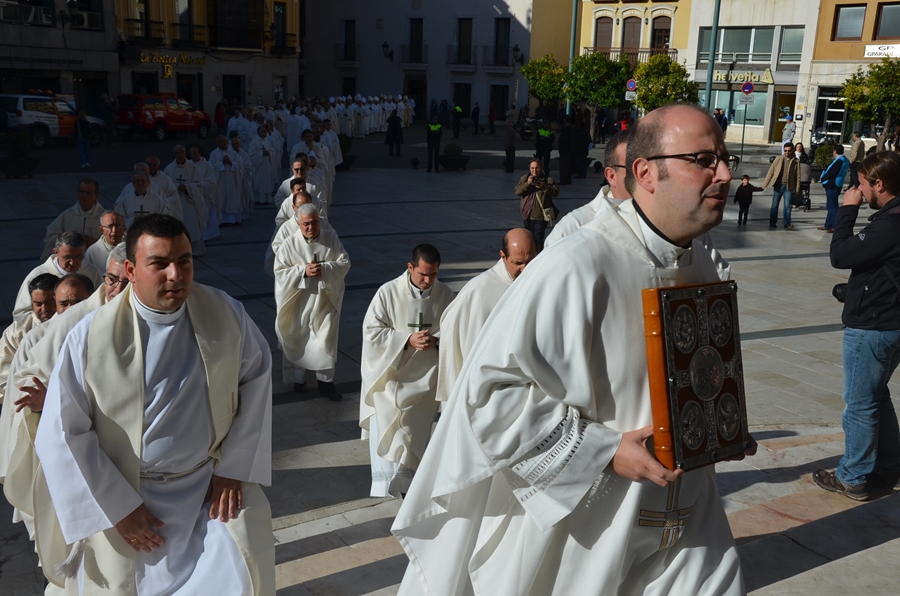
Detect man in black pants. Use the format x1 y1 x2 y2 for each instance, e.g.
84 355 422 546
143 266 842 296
471 102 481 135
426 115 442 173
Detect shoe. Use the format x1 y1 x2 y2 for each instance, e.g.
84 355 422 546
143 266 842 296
318 380 342 401
293 382 306 394
868 471 900 491
769 225 777 229
813 469 870 501
784 225 794 230
817 226 827 230
86 163 92 168
827 229 834 233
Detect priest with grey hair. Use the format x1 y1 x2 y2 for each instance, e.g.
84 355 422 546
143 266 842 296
84 211 126 271
164 145 208 256
41 179 105 261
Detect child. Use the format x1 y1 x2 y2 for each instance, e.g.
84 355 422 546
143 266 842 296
734 174 763 226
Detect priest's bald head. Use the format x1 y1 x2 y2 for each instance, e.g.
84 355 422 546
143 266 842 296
408 244 441 291
53 231 87 273
625 104 731 246
292 187 312 211
124 214 193 312
28 273 58 322
100 211 126 246
294 203 320 240
104 243 129 300
54 273 94 314
77 178 100 211
500 228 537 280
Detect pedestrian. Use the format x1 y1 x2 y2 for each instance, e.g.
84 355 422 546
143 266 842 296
534 119 555 175
594 107 607 143
515 158 558 251
815 151 900 501
781 115 796 145
452 102 462 139
471 102 480 135
734 174 763 226
487 102 497 135
75 110 92 169
214 102 227 136
426 114 442 173
762 142 801 229
574 120 592 178
818 144 850 232
849 131 865 188
385 109 403 156
98 93 117 147
503 120 517 173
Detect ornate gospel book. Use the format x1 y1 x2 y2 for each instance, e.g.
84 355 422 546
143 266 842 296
642 281 751 472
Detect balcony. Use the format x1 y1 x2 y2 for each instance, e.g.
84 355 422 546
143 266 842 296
209 26 262 50
124 18 165 45
170 23 206 49
334 43 360 68
0 0 53 26
583 46 678 67
446 45 477 73
482 45 515 75
271 32 296 56
400 44 428 70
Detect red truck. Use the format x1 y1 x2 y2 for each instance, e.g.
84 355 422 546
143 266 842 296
116 94 211 141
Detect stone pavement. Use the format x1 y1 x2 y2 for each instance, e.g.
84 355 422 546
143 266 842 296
1 151 899 595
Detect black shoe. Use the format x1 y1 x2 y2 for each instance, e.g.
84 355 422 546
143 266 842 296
318 380 342 401
813 469 870 501
868 471 900 491
769 225 777 229
293 382 306 394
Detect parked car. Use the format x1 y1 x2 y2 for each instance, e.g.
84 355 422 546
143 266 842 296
0 93 106 149
116 94 211 141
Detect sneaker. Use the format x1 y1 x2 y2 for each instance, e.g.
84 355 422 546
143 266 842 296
784 224 794 230
813 469 870 501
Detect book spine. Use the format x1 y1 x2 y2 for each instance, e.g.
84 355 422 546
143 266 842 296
642 288 676 471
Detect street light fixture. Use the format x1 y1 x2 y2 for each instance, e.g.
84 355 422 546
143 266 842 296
382 41 394 61
57 0 79 28
512 44 525 65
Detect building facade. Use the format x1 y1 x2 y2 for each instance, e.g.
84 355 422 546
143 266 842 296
0 0 120 116
686 0 819 144
301 0 533 120
115 0 304 114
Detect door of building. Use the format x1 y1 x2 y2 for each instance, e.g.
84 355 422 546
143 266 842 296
490 85 509 119
404 76 427 120
494 18 510 65
453 82 471 117
814 89 847 144
274 2 286 47
177 73 196 105
132 72 159 95
770 92 796 142
222 74 245 105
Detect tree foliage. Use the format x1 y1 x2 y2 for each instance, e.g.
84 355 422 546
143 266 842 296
841 58 900 150
632 55 698 112
520 54 566 106
566 52 632 109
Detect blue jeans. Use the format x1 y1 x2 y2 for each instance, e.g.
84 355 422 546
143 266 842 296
836 327 900 486
769 184 792 227
77 139 91 165
825 187 840 230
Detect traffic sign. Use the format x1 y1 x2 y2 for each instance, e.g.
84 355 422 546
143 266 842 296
625 91 637 101
626 79 637 91
739 94 755 105
741 82 754 95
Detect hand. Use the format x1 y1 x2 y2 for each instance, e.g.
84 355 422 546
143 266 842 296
725 435 759 462
761 187 766 191
609 426 683 487
843 187 864 206
15 377 47 412
305 262 322 277
178 183 186 192
408 331 435 351
527 175 534 185
115 504 165 552
263 150 270 157
223 156 232 165
206 475 243 522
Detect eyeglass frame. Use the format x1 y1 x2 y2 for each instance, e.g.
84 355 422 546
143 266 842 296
101 222 126 230
103 273 129 287
645 151 731 170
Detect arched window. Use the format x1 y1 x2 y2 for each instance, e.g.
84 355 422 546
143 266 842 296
652 16 671 49
622 16 641 49
594 17 613 49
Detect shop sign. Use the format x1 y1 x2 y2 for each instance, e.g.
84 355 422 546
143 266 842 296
712 68 774 84
864 44 900 58
140 52 207 67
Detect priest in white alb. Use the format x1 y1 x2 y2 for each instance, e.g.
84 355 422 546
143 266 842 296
391 105 756 596
190 145 220 241
274 204 349 401
435 228 536 402
360 244 453 498
265 186 331 278
209 135 242 225
249 125 277 205
0 274 56 405
145 156 181 217
231 136 254 220
34 214 275 595
164 145 209 256
114 171 173 227
13 231 103 316
41 180 106 261
275 156 324 208
83 211 125 271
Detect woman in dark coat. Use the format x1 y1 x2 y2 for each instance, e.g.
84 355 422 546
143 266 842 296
385 109 404 156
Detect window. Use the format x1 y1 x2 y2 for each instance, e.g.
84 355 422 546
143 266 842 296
457 18 473 64
409 18 424 62
621 16 641 49
166 98 181 111
877 3 900 39
652 17 671 49
700 90 767 126
699 27 774 63
833 5 866 40
780 28 804 62
178 98 193 111
144 97 165 110
594 17 613 48
54 100 77 115
494 17 511 65
23 98 54 114
343 20 356 60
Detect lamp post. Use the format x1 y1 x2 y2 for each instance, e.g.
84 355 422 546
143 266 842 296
703 0 723 114
566 0 578 115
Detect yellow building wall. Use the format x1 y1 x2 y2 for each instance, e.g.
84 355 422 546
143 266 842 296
576 1 693 53
814 0 882 61
530 0 577 64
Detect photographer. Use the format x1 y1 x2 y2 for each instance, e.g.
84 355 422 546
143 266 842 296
515 159 559 251
816 151 900 501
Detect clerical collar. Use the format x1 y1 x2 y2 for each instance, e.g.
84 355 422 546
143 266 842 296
303 234 319 244
408 273 433 299
134 292 187 325
632 200 692 249
52 258 69 276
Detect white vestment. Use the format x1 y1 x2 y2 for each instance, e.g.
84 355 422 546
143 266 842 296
12 257 103 316
274 194 326 229
359 273 453 497
274 229 350 380
435 259 513 402
392 199 743 596
192 157 220 241
274 176 324 207
146 171 184 222
320 130 343 168
41 203 106 261
249 136 277 204
118 180 164 203
265 216 334 279
234 148 254 220
164 160 208 256
34 285 274 595
114 189 172 227
83 236 114 272
285 114 303 150
209 147 243 223
0 312 40 405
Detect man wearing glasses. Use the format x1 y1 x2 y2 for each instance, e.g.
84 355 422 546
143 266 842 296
84 211 126 271
393 104 754 596
762 142 801 230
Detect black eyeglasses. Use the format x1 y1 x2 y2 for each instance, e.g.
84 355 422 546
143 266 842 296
104 273 128 287
608 164 626 170
646 152 729 170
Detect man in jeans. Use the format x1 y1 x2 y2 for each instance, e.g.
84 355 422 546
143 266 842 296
815 151 900 500
817 145 850 233
762 142 800 229
514 159 558 251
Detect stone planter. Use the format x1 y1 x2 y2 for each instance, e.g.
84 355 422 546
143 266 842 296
438 156 471 171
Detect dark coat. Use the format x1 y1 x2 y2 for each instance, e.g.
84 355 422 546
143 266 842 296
385 115 404 145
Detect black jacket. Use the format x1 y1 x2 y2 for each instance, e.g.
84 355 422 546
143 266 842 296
831 196 900 329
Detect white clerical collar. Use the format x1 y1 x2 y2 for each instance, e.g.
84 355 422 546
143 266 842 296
52 257 68 276
134 292 187 325
631 201 692 268
408 273 433 299
303 234 319 244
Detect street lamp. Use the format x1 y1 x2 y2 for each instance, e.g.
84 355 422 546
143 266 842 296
382 41 394 61
57 0 79 28
512 44 525 65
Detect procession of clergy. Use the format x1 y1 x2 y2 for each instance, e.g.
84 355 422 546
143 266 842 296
0 102 755 595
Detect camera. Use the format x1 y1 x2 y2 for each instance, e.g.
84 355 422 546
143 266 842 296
833 283 848 303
